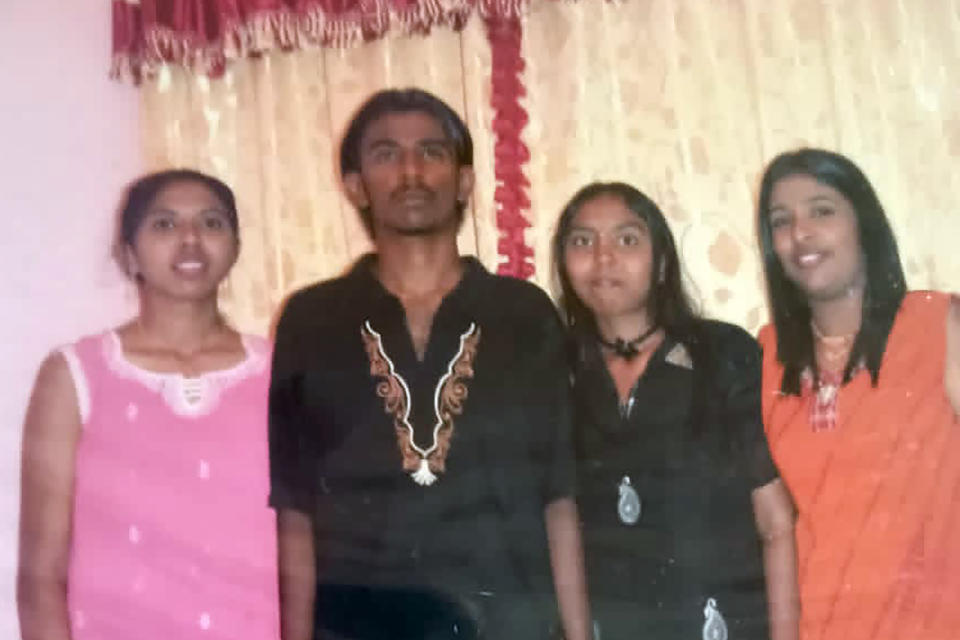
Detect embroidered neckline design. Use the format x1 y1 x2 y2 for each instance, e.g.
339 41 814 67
360 320 481 486
103 330 267 418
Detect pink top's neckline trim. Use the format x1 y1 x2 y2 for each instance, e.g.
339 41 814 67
102 330 268 418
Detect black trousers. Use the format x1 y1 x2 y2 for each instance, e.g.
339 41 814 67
313 583 552 640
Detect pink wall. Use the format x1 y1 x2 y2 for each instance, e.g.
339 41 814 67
0 3 141 635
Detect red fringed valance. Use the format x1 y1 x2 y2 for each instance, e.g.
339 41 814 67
111 0 526 80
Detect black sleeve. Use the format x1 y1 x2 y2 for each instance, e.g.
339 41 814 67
520 288 577 505
716 324 779 488
268 291 316 513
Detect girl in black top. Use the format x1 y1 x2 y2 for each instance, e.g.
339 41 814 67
552 182 799 640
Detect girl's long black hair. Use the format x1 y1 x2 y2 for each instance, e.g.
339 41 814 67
552 182 716 435
756 148 906 394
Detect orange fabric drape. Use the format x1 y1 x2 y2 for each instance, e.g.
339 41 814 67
760 292 960 640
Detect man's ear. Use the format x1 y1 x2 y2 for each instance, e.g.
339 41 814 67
343 172 369 209
457 166 475 206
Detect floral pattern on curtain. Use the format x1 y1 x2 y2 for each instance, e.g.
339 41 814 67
124 0 960 335
113 0 537 281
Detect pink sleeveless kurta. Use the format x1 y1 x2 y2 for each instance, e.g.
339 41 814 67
61 331 280 640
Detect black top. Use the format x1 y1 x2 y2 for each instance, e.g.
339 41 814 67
269 255 575 639
571 320 777 640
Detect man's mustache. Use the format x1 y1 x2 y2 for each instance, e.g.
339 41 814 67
391 186 435 201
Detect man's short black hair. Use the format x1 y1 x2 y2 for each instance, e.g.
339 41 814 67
339 88 474 176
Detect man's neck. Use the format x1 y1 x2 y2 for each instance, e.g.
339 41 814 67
374 233 464 301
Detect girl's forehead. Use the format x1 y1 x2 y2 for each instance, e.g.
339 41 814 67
147 182 226 213
572 197 648 229
770 173 846 202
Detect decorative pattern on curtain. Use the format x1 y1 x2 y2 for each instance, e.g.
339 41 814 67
138 24 504 332
517 0 960 331
114 0 538 286
129 0 960 336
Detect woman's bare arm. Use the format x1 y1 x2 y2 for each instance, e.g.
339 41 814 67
945 295 960 415
18 352 81 640
545 496 592 640
752 478 800 640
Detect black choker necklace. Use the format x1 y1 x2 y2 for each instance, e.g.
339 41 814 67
597 325 660 360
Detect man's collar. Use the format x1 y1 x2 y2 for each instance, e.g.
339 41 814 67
346 252 489 307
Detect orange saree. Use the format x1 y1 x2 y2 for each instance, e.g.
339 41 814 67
759 291 960 640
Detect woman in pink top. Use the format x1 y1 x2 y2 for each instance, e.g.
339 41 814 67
17 170 280 640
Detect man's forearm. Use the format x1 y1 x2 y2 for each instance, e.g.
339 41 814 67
545 497 591 640
277 510 316 640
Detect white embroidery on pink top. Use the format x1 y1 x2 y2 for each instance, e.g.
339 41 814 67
59 345 91 423
102 331 268 418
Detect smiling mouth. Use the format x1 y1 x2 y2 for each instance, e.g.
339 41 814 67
173 260 207 274
794 251 826 269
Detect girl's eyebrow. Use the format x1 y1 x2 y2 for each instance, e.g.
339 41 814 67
568 220 646 233
769 195 837 212
363 139 398 153
145 206 227 217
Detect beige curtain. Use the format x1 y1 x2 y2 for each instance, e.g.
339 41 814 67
140 0 960 335
140 20 499 333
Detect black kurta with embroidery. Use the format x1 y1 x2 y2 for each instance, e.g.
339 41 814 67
269 255 574 639
571 320 778 640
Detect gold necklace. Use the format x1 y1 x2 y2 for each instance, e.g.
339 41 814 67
811 322 856 371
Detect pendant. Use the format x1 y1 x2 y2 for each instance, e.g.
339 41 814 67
617 476 641 525
702 598 728 640
817 382 837 404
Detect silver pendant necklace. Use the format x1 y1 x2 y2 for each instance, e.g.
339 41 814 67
702 598 729 640
617 475 641 525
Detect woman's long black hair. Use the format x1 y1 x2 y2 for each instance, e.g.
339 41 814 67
552 182 716 434
756 148 907 394
553 182 700 340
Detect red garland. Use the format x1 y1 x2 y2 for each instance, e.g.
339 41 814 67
485 15 535 280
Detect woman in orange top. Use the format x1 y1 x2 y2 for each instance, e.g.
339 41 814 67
755 147 960 640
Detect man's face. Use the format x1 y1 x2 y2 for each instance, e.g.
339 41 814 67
345 111 474 238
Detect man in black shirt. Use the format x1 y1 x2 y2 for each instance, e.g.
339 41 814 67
269 88 589 640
